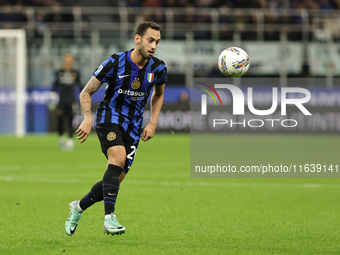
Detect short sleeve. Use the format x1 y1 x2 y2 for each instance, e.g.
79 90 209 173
93 57 115 84
156 66 167 85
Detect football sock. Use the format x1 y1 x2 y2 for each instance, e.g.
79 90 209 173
103 164 123 215
79 180 103 211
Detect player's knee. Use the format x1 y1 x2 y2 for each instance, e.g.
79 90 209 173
110 158 125 169
107 154 126 169
106 146 126 169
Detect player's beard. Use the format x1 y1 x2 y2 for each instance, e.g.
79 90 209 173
138 41 152 60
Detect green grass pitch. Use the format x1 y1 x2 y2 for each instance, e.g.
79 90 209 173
0 133 340 254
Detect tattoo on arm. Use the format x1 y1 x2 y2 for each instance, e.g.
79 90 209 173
85 76 102 94
80 77 102 117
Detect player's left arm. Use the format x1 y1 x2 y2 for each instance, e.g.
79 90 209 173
142 84 165 142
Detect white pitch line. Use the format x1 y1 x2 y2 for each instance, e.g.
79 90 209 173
1 176 340 189
0 165 20 171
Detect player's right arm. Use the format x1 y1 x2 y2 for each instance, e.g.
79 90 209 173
76 76 103 143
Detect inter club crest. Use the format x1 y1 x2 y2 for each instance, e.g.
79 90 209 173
131 78 141 89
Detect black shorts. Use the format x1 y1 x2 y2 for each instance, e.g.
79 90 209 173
95 124 140 174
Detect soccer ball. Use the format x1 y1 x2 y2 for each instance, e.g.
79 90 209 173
218 47 250 77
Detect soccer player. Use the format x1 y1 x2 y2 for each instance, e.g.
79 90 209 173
50 53 82 151
65 21 167 236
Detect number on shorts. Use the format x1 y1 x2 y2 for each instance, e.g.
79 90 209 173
127 145 136 160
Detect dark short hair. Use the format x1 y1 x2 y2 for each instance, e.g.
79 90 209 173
135 21 161 37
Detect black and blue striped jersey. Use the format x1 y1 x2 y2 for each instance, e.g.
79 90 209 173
93 49 167 140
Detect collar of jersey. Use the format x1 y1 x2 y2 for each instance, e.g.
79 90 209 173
128 49 149 71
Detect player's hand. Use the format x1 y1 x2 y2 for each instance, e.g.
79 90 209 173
76 117 92 143
142 123 156 142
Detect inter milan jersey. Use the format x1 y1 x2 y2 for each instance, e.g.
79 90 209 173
93 49 167 140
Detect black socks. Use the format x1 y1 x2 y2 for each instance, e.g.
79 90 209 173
78 164 123 214
102 164 123 215
79 180 103 211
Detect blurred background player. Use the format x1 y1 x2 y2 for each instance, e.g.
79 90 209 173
49 53 82 151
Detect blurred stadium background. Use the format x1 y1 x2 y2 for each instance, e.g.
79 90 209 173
0 0 340 135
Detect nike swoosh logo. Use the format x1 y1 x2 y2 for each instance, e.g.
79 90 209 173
108 193 116 196
70 226 77 235
118 74 130 79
